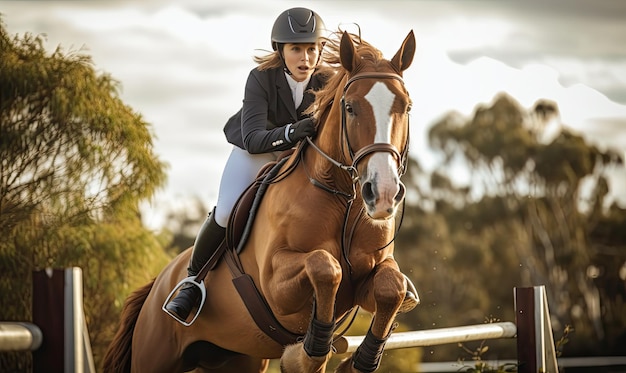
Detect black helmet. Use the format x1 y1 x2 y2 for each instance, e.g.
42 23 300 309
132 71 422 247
271 7 325 50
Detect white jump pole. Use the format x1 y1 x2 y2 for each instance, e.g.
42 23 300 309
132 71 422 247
0 322 43 351
64 267 96 373
333 321 517 354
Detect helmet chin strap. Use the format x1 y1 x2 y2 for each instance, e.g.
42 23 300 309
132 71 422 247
276 44 293 76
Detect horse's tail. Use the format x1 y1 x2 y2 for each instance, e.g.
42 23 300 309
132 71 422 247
102 279 155 373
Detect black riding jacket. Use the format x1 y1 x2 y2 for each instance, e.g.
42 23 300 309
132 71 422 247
223 67 326 154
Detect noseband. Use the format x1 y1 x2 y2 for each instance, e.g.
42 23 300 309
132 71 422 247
307 71 410 189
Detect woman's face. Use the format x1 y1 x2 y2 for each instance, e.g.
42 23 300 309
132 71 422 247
282 43 321 82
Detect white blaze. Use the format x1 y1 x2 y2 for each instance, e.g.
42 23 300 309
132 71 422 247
363 82 400 210
365 82 395 144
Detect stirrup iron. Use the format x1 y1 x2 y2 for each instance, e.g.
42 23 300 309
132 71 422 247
162 276 207 326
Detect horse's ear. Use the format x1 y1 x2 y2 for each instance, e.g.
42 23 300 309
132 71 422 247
391 30 416 73
340 31 357 73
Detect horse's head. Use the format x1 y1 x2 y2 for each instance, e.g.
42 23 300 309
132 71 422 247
338 30 415 220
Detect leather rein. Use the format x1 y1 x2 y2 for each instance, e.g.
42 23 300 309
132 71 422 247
305 71 410 270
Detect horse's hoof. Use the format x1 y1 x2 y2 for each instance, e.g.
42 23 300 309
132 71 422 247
398 290 419 313
398 274 420 313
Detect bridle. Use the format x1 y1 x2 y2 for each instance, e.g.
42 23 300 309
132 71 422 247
305 70 411 271
306 71 411 197
341 71 410 176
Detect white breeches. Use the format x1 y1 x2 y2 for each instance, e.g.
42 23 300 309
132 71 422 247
214 146 281 227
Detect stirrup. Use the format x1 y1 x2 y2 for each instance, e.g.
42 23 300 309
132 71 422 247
162 276 207 326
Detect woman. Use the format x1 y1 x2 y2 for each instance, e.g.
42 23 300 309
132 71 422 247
165 7 329 321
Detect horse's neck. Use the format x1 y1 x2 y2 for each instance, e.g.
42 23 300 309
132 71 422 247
308 104 354 193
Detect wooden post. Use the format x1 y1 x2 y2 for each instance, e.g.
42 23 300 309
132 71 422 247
515 286 559 373
32 268 95 373
33 268 65 372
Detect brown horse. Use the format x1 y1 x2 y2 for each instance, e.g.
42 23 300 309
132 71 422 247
103 29 416 373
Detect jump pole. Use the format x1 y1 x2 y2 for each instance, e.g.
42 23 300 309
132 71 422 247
0 322 43 351
333 321 517 354
333 286 559 373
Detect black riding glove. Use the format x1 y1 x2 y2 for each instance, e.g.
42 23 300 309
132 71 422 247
286 117 316 143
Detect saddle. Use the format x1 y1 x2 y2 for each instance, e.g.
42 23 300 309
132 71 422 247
227 147 296 254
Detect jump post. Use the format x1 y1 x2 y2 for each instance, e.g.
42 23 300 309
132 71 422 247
0 267 96 373
333 285 559 373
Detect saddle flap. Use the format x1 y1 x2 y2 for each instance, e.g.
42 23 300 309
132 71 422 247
226 148 297 253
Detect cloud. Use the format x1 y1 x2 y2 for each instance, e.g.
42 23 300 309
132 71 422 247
2 0 626 227
440 1 626 104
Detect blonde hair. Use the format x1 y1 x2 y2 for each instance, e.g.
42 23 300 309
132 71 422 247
253 50 283 70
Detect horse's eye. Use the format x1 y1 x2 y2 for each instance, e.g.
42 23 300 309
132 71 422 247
345 104 354 115
406 103 412 113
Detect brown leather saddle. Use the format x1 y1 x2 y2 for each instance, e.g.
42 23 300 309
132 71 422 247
227 147 296 255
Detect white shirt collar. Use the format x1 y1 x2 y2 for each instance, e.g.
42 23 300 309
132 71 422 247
285 72 311 110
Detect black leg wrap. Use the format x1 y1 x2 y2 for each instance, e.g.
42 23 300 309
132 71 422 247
352 327 389 373
302 316 335 357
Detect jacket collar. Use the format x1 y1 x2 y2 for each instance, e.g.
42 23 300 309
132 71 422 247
276 70 299 121
276 69 319 120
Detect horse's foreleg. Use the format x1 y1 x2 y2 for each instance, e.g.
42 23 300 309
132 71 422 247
335 258 406 373
280 250 342 373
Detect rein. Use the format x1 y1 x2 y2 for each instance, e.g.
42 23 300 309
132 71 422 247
306 71 411 272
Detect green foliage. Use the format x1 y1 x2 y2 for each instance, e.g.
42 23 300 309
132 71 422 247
452 324 573 373
456 341 518 373
0 18 171 371
555 324 574 357
397 92 626 361
458 361 518 373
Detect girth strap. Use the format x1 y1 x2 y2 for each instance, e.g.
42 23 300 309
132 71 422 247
224 248 302 346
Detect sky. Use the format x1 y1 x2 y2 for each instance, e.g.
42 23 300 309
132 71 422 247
2 0 626 229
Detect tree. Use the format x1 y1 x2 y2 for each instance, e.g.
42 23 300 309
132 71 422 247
0 18 171 370
396 92 625 359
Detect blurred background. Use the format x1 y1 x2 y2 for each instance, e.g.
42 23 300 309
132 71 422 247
1 0 625 371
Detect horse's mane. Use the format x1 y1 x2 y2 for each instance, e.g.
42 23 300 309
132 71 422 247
306 29 386 119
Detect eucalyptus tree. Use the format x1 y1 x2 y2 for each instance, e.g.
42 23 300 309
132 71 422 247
1 19 170 369
421 92 625 355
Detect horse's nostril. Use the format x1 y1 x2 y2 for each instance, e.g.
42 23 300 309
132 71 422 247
361 181 376 203
395 182 406 203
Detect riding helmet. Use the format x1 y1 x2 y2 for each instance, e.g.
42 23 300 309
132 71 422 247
271 7 326 50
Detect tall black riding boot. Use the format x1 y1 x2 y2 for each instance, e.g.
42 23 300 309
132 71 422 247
165 208 226 320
